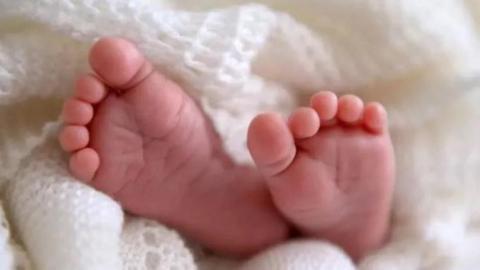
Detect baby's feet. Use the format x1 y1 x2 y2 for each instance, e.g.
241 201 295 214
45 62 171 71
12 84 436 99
59 37 288 256
248 92 395 260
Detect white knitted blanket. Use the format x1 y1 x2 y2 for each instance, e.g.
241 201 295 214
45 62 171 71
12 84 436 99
1 0 480 269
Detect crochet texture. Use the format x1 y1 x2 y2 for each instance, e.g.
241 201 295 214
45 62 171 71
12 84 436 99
0 0 479 269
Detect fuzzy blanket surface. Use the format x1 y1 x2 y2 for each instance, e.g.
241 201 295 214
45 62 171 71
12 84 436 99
1 0 480 269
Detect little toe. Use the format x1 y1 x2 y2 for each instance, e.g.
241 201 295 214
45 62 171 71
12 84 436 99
337 95 364 124
310 91 338 121
62 98 94 125
59 126 89 152
247 113 296 176
363 102 388 133
69 148 100 182
89 37 152 90
75 75 107 104
288 107 320 139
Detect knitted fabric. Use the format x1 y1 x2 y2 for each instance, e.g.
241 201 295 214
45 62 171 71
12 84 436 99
0 201 13 270
0 0 479 269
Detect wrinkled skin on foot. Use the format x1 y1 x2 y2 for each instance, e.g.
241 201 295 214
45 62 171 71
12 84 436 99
60 37 394 259
59 37 288 257
248 92 395 259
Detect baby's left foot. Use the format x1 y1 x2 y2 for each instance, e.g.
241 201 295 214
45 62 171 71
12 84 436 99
247 92 395 260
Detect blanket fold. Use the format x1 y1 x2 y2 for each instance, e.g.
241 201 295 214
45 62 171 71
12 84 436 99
1 0 480 269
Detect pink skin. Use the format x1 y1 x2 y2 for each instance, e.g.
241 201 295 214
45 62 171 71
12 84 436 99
247 92 394 260
59 37 394 259
60 37 288 257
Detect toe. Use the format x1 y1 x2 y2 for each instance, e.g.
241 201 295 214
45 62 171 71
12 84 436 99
70 148 100 182
62 98 94 125
288 107 320 139
310 91 338 121
247 113 296 176
337 95 364 124
75 75 107 104
89 37 153 90
59 125 89 152
363 102 388 133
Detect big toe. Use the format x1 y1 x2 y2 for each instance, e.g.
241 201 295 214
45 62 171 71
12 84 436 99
89 37 152 89
247 113 296 177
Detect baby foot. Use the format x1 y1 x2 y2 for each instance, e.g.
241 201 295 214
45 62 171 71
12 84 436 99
247 92 395 260
59 37 288 256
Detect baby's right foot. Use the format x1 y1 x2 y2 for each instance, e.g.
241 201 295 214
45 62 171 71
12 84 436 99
248 92 395 260
59 37 288 256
